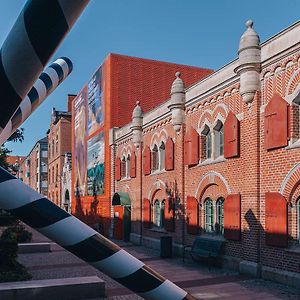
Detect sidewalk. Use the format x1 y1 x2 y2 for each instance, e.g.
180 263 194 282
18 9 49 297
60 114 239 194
17 228 300 300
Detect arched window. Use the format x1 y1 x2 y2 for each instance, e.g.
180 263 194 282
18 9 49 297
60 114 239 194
297 198 300 242
153 199 165 228
151 144 159 172
154 200 161 227
52 139 54 156
126 154 131 178
204 198 214 232
121 156 126 178
159 142 165 170
161 200 165 228
214 120 224 157
216 197 225 235
206 131 212 159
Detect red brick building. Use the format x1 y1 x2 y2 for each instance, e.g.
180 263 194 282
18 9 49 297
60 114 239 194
47 96 74 207
112 21 300 286
71 53 212 234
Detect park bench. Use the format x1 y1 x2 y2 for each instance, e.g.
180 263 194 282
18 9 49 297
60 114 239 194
183 236 224 265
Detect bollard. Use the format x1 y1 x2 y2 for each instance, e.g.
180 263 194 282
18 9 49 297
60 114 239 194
0 167 195 300
0 57 73 146
0 0 89 133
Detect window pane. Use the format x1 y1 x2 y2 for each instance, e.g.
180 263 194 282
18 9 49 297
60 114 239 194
205 199 213 232
159 143 165 171
217 198 224 235
155 201 161 227
161 200 165 228
220 126 224 156
206 132 212 159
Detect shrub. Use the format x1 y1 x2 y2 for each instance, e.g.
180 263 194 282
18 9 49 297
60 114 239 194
1 226 32 243
0 238 32 282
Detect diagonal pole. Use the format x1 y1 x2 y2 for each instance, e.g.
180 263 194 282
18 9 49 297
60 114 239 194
0 0 89 133
0 167 195 300
0 57 73 146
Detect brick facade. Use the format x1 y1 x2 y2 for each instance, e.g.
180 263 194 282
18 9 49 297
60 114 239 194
71 53 212 235
47 97 72 207
112 21 300 281
18 137 48 196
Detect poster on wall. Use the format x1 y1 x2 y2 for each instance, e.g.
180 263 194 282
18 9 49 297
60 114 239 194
87 132 105 196
88 67 104 136
74 87 88 197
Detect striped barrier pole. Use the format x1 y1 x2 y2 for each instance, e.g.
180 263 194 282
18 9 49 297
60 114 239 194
0 57 73 146
0 167 195 300
0 0 89 133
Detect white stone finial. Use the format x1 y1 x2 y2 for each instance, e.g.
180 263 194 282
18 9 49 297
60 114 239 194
234 19 261 104
246 19 253 28
169 71 186 132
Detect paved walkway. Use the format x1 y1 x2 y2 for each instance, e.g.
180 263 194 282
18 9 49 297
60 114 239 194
17 227 300 300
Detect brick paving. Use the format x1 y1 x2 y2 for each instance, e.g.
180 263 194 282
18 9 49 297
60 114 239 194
16 227 300 299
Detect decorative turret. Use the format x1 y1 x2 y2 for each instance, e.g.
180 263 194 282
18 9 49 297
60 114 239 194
234 20 261 105
168 72 185 132
131 101 143 148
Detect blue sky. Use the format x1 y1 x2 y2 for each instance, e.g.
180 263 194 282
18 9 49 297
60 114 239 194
1 0 300 156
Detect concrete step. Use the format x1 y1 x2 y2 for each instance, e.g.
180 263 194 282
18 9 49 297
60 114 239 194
18 242 51 253
0 276 106 300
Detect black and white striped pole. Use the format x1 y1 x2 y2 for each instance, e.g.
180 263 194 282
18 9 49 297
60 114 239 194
0 167 195 300
0 0 89 133
0 57 73 146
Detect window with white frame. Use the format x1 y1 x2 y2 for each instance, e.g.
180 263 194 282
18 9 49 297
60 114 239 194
121 156 126 179
126 154 131 178
151 144 159 172
201 124 212 161
214 120 224 158
206 131 212 159
159 141 165 171
216 197 225 235
153 199 165 228
204 198 214 232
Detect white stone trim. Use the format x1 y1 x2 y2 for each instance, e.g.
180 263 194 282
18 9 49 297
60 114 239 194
194 171 231 199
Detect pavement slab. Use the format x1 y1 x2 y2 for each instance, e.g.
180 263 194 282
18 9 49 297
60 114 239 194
15 227 300 299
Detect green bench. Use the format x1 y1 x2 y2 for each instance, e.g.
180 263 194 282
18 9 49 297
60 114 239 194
183 237 224 264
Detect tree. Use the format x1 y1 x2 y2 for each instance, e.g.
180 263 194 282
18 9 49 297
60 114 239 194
0 128 24 170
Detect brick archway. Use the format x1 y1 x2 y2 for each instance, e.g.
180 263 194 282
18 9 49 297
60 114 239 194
147 179 167 203
194 171 231 201
280 162 300 204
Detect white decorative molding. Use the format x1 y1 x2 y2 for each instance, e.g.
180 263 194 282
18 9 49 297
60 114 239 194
194 171 231 199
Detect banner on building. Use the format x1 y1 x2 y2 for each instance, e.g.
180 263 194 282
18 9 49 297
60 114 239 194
87 132 105 196
88 67 104 136
74 87 88 197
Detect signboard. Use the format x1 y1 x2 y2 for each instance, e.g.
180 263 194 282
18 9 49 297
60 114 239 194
87 132 105 196
73 87 88 197
88 67 104 136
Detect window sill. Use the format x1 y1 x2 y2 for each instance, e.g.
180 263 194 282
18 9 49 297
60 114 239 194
198 156 225 167
286 139 300 150
120 177 131 182
285 244 300 255
150 169 166 176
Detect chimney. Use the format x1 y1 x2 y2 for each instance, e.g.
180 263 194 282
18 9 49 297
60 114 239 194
67 94 77 112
